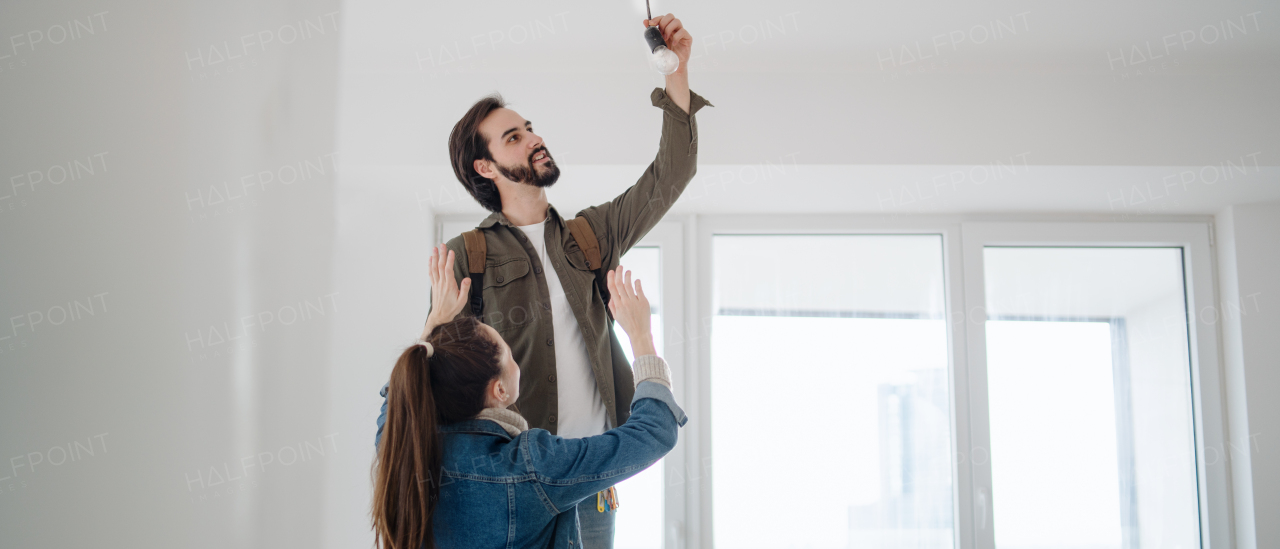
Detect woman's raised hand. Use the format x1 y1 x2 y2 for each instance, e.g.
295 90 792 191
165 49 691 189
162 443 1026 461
606 265 657 357
423 244 472 338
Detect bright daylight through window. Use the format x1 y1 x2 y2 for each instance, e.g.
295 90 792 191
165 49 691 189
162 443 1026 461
712 235 953 549
983 247 1199 549
612 246 666 549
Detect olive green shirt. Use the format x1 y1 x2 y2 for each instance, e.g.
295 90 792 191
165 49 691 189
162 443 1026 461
436 87 711 434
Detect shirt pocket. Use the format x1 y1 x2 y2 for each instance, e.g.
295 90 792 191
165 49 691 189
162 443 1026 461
564 243 591 272
563 233 607 272
561 243 607 318
563 242 603 287
482 257 532 333
484 257 530 289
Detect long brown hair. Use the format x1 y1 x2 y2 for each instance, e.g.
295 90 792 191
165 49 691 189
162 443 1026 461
448 94 506 213
372 316 502 549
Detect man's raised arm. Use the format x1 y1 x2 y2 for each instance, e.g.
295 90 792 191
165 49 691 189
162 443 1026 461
578 13 710 268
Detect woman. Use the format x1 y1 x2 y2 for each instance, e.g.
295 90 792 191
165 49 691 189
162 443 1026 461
372 245 686 549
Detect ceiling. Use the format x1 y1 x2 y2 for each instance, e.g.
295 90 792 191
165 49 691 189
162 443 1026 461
341 0 1280 73
336 0 1279 213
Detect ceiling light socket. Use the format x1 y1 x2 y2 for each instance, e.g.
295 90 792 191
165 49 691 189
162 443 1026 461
643 25 667 53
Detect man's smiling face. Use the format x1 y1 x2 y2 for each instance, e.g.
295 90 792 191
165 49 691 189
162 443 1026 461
476 107 560 188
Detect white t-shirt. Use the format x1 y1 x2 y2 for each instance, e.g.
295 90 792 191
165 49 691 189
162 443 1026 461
516 221 609 439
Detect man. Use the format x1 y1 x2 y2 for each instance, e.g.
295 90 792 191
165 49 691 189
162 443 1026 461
379 13 708 548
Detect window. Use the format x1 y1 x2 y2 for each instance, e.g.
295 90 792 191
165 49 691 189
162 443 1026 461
710 235 953 549
437 217 1229 549
959 222 1225 549
614 246 666 549
982 248 1199 549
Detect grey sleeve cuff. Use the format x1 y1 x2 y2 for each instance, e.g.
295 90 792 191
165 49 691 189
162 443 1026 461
632 355 672 389
634 381 689 427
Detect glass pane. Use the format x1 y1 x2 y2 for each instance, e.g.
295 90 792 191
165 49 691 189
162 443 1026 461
614 246 664 549
712 235 953 549
983 247 1200 549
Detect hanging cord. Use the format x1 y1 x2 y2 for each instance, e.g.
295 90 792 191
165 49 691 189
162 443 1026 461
646 0 653 24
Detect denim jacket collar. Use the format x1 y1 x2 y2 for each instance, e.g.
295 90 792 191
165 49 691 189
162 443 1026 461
476 407 529 437
438 419 512 440
440 408 529 440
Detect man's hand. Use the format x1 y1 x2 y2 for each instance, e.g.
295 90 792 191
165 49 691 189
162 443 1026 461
422 243 472 339
644 13 691 70
644 13 691 113
606 265 657 357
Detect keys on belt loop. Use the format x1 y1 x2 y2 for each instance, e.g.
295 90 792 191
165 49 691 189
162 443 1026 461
596 486 619 513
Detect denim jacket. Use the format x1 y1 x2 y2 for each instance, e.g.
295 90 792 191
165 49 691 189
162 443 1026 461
375 379 687 548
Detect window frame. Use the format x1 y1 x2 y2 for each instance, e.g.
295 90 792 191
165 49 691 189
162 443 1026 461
694 214 970 549
439 214 1230 549
959 221 1228 549
623 221 689 549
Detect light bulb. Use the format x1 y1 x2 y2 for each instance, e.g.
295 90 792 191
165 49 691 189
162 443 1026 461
643 26 679 75
651 45 680 75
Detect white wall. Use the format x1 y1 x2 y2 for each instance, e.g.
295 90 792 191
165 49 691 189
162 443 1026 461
1215 199 1280 549
0 1 340 547
320 164 436 549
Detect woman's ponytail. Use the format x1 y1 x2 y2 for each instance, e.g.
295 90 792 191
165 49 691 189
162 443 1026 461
372 317 501 549
373 343 442 549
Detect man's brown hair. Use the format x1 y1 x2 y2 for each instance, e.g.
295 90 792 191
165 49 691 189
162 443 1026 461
448 94 506 213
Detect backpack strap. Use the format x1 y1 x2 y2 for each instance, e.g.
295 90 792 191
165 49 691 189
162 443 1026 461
461 229 487 318
460 228 520 414
565 217 602 270
565 216 613 320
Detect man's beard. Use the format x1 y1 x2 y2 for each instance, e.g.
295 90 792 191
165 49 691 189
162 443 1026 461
496 146 560 188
